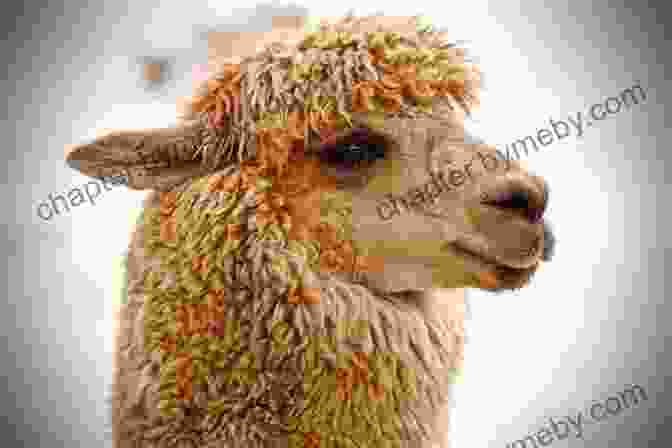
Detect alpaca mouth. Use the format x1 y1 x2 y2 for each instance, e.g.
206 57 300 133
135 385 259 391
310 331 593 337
448 215 555 291
448 241 542 291
452 180 555 291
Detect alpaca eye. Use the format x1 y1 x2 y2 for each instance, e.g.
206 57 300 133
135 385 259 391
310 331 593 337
319 128 389 170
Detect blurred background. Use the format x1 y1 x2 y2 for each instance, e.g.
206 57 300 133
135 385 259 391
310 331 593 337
1 0 670 447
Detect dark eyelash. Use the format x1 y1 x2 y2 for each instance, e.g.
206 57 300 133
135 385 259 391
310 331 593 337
319 128 389 168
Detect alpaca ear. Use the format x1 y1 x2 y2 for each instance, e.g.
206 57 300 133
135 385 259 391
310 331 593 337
65 120 214 191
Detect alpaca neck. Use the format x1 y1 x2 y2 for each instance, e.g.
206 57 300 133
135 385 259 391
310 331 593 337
404 288 467 326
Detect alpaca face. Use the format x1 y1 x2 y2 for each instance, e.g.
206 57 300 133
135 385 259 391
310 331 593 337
66 15 554 295
270 113 552 294
363 115 553 293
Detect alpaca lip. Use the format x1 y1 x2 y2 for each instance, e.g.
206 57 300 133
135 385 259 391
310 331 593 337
449 242 539 272
449 242 540 290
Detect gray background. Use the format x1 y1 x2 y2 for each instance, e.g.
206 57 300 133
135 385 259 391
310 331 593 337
1 0 669 447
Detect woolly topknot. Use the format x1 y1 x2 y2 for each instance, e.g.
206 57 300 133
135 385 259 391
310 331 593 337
181 14 481 179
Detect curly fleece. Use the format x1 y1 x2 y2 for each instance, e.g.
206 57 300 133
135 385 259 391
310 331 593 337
106 14 473 448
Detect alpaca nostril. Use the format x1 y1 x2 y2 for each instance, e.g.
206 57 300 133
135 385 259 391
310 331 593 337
484 189 545 224
528 207 544 224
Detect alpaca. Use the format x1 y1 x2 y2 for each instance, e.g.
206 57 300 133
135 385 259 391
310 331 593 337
66 14 555 448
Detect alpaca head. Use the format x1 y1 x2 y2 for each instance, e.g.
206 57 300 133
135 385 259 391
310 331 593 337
69 14 559 447
66 14 554 298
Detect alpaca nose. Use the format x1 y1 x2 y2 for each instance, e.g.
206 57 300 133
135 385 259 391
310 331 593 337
482 180 548 224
